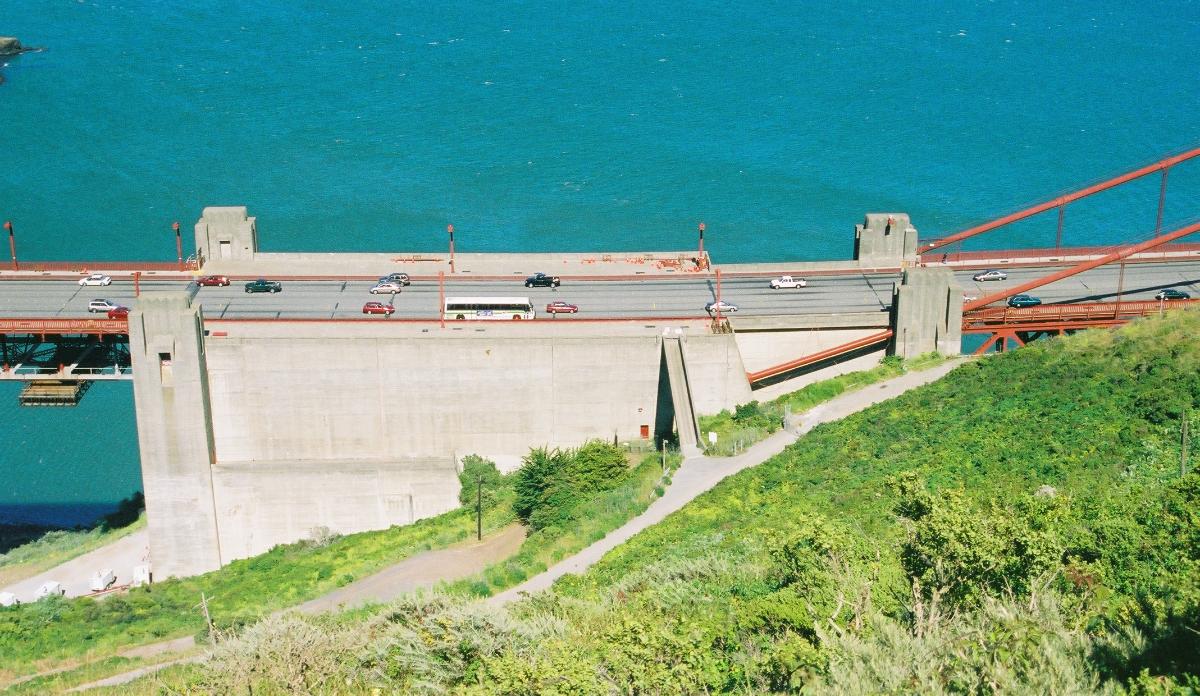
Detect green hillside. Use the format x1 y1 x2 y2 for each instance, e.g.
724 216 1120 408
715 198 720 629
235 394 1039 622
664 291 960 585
190 309 1200 694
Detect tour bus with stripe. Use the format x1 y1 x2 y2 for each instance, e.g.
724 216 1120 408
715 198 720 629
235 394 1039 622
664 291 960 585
443 296 536 321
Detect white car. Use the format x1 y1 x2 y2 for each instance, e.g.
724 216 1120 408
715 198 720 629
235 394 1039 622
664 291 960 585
78 273 112 286
88 299 120 313
972 269 1008 282
370 282 404 295
705 300 739 313
769 275 807 289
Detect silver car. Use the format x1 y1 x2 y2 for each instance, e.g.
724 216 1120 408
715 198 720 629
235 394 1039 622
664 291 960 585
704 300 739 313
972 269 1008 282
370 282 404 295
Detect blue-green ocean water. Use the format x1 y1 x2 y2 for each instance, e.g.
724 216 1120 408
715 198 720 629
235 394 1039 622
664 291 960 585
2 1 1199 525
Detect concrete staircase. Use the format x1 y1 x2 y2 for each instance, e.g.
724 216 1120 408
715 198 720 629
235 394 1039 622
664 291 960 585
662 335 703 456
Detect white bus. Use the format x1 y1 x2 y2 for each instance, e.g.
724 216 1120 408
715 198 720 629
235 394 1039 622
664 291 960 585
444 296 535 321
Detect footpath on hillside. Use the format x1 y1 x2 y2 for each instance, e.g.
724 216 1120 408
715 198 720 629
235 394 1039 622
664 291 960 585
489 358 966 604
20 525 526 693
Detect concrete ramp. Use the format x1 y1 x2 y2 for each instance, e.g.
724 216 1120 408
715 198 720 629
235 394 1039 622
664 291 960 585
662 336 702 456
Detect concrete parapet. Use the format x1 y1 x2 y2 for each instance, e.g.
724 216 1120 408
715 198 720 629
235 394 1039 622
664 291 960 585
129 291 222 579
891 267 962 358
195 206 258 267
854 213 918 267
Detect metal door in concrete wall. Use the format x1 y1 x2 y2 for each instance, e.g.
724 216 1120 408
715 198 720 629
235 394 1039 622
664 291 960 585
219 241 231 259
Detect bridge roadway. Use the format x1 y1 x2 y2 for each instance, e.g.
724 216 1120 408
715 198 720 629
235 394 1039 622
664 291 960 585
0 262 1197 321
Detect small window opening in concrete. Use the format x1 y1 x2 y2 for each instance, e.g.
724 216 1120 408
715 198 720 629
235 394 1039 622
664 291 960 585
159 352 173 385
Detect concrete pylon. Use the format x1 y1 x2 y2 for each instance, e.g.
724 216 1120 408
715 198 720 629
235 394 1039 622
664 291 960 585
854 213 919 267
194 206 257 268
128 291 223 578
891 267 962 358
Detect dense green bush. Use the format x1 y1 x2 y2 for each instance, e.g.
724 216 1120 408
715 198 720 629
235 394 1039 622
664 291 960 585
512 441 631 531
457 455 506 508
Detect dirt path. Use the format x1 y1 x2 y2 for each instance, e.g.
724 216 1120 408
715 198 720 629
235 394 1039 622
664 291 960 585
64 524 526 692
489 359 966 605
290 524 525 614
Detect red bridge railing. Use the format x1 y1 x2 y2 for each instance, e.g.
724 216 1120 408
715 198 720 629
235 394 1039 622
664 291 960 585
963 299 1199 331
0 318 130 335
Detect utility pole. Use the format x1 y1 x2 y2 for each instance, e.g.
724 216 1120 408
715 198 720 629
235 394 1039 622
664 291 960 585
196 592 216 641
173 221 183 270
448 224 456 274
475 473 483 541
1183 411 1190 478
5 221 16 270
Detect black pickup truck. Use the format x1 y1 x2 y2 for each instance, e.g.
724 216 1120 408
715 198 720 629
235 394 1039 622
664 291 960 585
524 272 561 288
244 278 283 293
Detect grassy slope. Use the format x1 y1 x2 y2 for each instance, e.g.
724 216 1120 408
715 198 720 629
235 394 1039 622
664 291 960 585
573 315 1195 592
698 353 947 455
0 516 147 588
0 500 516 678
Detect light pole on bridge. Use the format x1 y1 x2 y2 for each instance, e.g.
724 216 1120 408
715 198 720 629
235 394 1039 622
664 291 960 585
173 221 183 271
5 221 15 271
698 221 705 267
448 224 455 274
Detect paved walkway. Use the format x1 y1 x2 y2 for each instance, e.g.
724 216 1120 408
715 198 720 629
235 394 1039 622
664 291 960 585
0 530 148 603
489 358 966 605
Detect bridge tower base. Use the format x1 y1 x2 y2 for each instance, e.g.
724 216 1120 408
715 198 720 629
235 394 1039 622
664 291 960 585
854 213 919 267
129 292 223 579
891 267 962 358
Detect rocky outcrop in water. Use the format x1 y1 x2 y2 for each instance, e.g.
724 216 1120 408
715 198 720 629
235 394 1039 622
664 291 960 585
0 37 23 56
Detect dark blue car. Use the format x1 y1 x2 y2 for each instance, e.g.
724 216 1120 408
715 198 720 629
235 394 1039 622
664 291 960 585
1007 294 1041 308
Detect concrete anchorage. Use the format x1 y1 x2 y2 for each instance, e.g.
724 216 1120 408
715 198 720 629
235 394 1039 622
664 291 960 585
120 206 967 579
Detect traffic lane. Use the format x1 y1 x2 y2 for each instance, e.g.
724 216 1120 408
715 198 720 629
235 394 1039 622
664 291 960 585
956 263 1200 305
0 279 184 316
189 275 890 320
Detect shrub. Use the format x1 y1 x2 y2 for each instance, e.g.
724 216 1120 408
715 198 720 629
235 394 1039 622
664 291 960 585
458 455 506 508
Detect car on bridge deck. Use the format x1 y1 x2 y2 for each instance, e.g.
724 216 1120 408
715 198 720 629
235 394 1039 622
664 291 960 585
545 301 579 314
88 299 121 313
106 306 130 319
769 275 807 289
524 273 561 288
244 278 282 293
196 275 230 287
78 273 112 286
362 301 395 316
1006 294 1042 308
705 299 739 314
370 281 404 295
1155 288 1191 301
972 270 1008 282
378 273 411 286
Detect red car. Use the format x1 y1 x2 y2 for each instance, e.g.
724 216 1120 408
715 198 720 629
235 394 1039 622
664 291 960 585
196 275 231 287
362 301 395 316
545 301 579 314
107 306 130 319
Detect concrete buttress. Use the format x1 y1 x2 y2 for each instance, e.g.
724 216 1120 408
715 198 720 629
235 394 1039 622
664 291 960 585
891 267 962 358
128 291 223 579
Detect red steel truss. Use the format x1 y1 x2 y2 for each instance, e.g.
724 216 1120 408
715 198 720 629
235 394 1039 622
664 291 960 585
0 318 130 336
